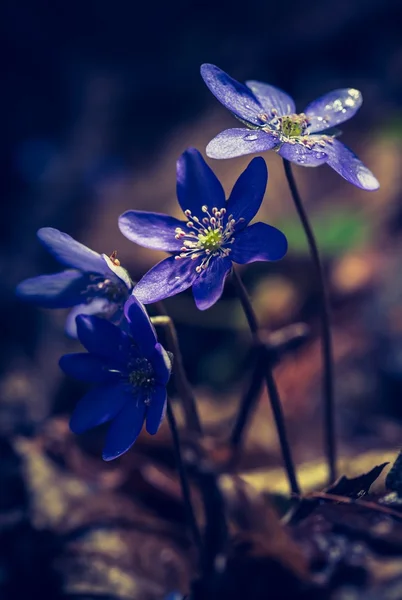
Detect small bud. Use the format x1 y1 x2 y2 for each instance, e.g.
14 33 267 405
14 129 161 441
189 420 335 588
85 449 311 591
109 250 120 266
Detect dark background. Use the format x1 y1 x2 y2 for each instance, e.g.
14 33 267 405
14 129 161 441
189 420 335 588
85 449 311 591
1 0 402 597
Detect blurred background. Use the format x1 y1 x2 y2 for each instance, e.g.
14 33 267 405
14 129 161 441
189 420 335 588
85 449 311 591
1 0 402 597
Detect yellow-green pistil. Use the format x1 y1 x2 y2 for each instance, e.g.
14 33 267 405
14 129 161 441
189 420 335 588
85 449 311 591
257 110 333 149
280 114 307 138
174 205 241 273
198 228 223 253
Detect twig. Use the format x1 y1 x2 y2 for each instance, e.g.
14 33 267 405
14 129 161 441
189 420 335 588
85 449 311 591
310 491 402 521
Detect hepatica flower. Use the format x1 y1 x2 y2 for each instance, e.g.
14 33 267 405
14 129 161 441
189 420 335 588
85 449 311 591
119 148 287 310
201 64 379 191
16 227 132 337
60 295 172 460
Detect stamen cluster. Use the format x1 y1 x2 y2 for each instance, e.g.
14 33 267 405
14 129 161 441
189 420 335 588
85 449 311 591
258 109 334 150
85 275 128 304
174 206 238 273
128 357 155 403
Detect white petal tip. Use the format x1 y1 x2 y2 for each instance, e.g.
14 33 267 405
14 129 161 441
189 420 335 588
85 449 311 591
358 170 380 191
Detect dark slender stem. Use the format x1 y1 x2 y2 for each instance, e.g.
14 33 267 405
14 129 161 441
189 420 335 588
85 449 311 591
230 323 310 452
232 268 300 496
166 399 204 560
153 303 203 435
194 461 229 577
230 347 266 448
282 159 336 484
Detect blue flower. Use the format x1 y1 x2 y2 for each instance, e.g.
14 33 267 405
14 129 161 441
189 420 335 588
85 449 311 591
118 148 287 310
201 64 379 191
16 227 132 337
59 295 172 461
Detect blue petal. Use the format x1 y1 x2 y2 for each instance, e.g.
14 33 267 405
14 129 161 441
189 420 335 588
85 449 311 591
245 81 295 117
324 139 379 190
76 314 132 364
101 254 132 290
226 157 268 227
145 385 167 435
64 298 114 338
37 228 107 274
16 269 87 308
118 210 185 252
201 64 263 126
102 396 146 461
123 295 157 356
134 255 201 304
177 148 226 220
206 128 278 160
231 222 288 264
60 353 121 383
70 383 129 434
151 343 172 385
192 256 232 310
277 141 328 166
304 88 362 133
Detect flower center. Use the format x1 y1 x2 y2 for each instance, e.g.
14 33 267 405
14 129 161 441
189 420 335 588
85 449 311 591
85 275 128 304
280 114 307 138
256 109 334 149
198 229 223 252
259 110 309 140
128 357 155 402
174 206 240 273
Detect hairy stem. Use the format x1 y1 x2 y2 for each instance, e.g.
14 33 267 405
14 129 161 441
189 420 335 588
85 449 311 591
282 159 336 483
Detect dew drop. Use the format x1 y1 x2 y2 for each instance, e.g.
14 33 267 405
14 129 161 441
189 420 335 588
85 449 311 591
245 134 258 141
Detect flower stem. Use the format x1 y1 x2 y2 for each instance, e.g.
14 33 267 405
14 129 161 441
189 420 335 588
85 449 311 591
230 347 266 449
166 398 204 560
232 267 300 496
153 304 203 435
282 158 336 483
194 462 229 578
230 323 310 454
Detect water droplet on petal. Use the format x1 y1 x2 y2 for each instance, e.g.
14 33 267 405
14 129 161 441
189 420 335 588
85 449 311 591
245 134 258 141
